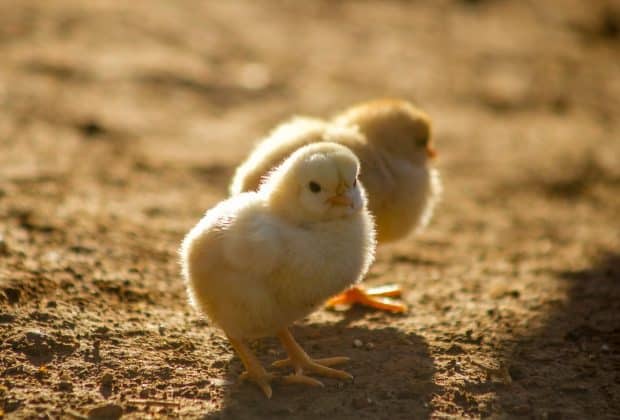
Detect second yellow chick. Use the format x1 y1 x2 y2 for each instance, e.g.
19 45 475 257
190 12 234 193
230 99 441 312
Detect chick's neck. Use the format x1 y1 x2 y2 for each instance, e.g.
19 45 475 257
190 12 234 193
265 190 312 226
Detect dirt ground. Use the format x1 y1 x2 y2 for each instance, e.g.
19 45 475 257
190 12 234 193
1 1 619 418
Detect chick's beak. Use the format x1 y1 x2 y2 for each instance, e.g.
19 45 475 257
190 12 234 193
327 194 353 207
426 145 437 159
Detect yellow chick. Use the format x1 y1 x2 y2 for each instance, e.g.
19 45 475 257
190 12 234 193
180 142 376 398
229 99 441 313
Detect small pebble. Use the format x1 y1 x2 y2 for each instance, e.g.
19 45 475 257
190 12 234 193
238 62 271 90
365 342 375 350
58 381 73 392
0 235 8 255
101 372 114 387
351 396 373 409
353 339 363 348
210 378 233 387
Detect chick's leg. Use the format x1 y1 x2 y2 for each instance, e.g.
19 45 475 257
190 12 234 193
273 328 352 387
228 336 274 398
325 284 407 313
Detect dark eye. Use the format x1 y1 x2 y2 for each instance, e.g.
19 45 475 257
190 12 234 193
308 181 321 193
416 137 428 147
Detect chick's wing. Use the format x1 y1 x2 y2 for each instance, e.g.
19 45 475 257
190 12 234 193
220 209 284 278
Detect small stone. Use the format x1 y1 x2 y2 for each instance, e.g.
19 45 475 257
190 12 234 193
210 378 233 387
58 381 73 392
238 62 271 90
210 359 226 369
478 63 531 111
101 372 114 387
4 288 20 304
0 235 8 255
601 344 610 351
508 364 525 381
353 339 363 348
0 313 15 323
26 329 46 341
197 390 211 400
446 343 464 355
351 396 373 409
4 399 21 413
77 120 106 138
365 342 375 350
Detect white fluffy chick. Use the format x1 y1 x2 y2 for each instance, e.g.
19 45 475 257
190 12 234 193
230 99 441 312
180 142 376 398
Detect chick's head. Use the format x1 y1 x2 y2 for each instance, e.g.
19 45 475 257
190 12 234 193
263 142 366 223
334 99 436 164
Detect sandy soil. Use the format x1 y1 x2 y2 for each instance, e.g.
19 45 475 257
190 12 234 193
1 1 620 418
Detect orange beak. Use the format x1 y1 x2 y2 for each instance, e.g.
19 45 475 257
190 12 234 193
327 194 353 207
426 145 437 159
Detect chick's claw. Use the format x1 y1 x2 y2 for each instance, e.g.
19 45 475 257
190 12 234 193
228 336 276 398
239 370 275 399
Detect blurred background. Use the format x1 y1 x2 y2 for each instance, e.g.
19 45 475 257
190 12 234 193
1 1 619 418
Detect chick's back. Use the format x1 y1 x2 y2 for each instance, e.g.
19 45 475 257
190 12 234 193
230 118 327 195
229 101 439 244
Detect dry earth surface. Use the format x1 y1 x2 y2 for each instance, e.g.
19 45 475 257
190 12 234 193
1 1 620 418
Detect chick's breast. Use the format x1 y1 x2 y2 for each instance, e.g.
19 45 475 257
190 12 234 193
180 192 375 340
267 209 375 325
361 156 441 243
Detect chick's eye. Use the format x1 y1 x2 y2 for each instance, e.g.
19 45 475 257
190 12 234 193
308 181 321 193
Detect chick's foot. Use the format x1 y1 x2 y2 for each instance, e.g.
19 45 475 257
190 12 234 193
325 284 407 313
273 329 352 387
228 336 275 398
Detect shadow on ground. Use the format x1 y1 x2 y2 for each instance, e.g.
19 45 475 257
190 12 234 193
499 252 620 417
207 322 439 420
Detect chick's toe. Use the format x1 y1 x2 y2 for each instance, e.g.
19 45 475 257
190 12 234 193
273 329 353 388
273 356 349 369
325 285 407 313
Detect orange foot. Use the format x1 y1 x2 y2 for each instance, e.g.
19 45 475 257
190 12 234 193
325 284 407 313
